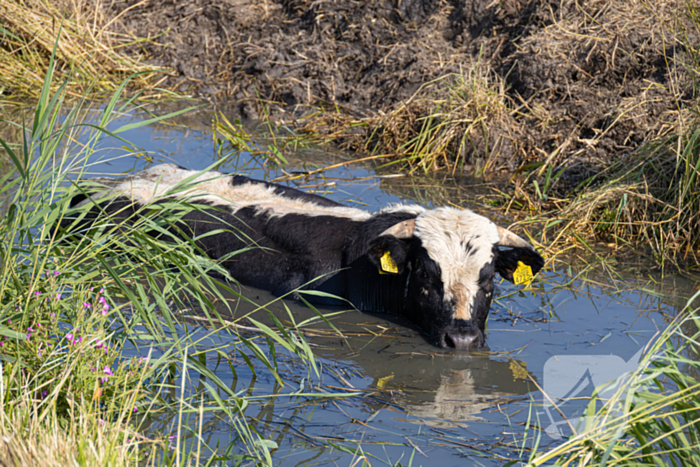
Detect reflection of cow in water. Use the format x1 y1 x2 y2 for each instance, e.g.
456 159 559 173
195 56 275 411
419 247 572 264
406 362 532 425
341 345 535 425
65 164 543 349
542 348 644 439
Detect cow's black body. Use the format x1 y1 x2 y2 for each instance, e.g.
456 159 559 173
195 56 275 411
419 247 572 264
63 164 544 349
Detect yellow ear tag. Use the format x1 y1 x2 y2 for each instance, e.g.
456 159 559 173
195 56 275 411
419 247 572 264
379 251 399 274
513 261 533 285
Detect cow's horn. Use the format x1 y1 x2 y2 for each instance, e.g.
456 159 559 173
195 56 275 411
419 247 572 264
380 219 416 238
497 226 532 249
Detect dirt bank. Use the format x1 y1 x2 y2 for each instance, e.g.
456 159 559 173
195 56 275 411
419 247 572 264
78 0 695 184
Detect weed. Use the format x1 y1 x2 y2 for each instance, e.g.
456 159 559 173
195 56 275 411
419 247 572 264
526 291 700 467
0 37 337 466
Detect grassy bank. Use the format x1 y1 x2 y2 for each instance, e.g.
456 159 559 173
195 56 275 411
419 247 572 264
0 0 164 99
210 0 699 271
4 0 700 269
0 48 331 466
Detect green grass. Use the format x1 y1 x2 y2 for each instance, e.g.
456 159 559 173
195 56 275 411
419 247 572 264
0 39 335 466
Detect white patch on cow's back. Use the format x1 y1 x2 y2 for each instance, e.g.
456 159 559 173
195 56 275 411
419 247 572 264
82 164 372 221
379 204 426 216
413 207 500 321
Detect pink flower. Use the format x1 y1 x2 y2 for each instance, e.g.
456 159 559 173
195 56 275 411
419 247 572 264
33 292 41 296
27 327 34 332
103 366 113 376
54 271 60 276
65 333 75 344
55 293 61 301
82 302 91 309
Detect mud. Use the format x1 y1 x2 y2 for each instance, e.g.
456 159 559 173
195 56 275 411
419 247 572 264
98 0 695 180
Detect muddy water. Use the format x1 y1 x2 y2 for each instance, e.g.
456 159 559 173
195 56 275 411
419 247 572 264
83 105 696 465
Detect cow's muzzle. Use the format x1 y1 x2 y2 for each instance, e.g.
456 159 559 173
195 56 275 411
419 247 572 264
441 326 483 350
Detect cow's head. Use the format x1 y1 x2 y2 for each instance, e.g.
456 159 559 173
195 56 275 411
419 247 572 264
367 207 544 349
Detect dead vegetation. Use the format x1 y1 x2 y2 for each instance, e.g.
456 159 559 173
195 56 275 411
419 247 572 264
4 0 700 266
0 0 164 98
91 0 693 182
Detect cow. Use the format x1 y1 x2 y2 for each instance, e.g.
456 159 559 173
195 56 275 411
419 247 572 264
64 164 544 349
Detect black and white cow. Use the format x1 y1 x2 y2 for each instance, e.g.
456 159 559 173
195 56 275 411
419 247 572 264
67 164 544 349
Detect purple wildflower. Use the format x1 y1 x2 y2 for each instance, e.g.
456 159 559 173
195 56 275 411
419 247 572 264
65 333 75 344
33 292 41 296
55 293 61 301
82 302 91 309
103 366 113 376
54 270 60 276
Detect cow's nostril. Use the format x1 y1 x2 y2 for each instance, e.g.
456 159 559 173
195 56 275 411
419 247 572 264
444 329 482 349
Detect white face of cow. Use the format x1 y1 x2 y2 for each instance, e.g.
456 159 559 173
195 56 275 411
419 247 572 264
373 206 544 349
413 208 501 322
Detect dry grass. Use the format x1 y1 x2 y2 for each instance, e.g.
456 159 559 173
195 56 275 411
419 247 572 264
295 59 521 175
0 0 165 98
0 405 148 467
365 65 519 175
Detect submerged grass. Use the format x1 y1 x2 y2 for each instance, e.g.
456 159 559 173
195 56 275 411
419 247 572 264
0 40 341 466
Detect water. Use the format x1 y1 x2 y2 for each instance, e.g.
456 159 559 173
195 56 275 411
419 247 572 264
55 103 700 465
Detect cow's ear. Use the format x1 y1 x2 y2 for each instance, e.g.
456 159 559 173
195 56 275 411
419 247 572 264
495 247 545 283
367 236 410 275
